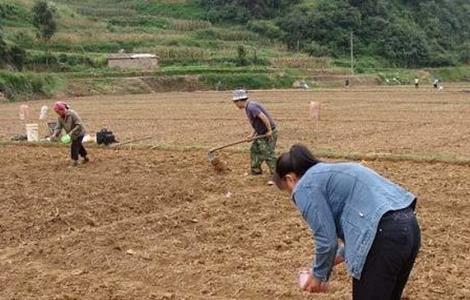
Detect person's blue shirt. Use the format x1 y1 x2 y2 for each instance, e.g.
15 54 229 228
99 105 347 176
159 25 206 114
292 162 416 280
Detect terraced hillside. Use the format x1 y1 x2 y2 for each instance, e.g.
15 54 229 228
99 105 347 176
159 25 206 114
1 0 348 98
1 0 468 100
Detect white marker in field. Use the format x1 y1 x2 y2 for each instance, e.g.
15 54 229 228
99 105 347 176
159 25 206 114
19 104 30 121
39 105 48 120
309 101 321 121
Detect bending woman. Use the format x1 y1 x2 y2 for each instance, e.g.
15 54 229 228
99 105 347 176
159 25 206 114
52 101 89 166
274 144 420 300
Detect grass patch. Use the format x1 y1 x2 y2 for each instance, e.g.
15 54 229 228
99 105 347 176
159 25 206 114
0 2 31 22
200 72 295 89
107 16 169 29
194 28 259 41
428 66 470 82
36 40 160 53
65 4 136 17
25 50 107 71
0 70 65 101
60 65 272 79
376 70 419 85
162 65 271 76
135 1 204 19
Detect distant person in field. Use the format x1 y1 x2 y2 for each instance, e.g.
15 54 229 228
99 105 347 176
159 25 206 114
414 77 419 88
433 78 439 89
51 101 89 166
273 144 421 300
232 89 277 184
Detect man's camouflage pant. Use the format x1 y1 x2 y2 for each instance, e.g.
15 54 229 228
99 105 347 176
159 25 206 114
250 129 278 175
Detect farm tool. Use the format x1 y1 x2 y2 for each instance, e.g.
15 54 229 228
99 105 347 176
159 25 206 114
111 136 153 149
208 134 268 172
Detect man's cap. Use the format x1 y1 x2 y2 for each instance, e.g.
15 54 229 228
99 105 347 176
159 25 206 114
232 89 248 101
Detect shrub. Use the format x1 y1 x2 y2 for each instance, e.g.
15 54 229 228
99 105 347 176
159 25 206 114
247 20 282 40
0 3 31 22
457 42 470 64
168 19 211 31
237 45 248 66
12 31 35 48
428 52 457 67
135 2 203 19
306 41 330 57
0 71 63 100
194 28 258 41
107 16 169 28
9 45 26 71
25 51 106 69
199 73 295 90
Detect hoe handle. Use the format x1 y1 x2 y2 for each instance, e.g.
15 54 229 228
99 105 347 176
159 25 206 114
112 136 153 148
209 134 268 153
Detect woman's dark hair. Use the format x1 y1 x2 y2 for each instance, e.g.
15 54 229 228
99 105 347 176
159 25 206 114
274 144 320 186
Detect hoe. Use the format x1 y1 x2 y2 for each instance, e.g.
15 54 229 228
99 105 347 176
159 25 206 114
208 134 268 172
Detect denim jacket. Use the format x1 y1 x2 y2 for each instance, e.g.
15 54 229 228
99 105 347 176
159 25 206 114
292 162 416 280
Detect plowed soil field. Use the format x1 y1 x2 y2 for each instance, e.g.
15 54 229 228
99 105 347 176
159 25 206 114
1 86 470 299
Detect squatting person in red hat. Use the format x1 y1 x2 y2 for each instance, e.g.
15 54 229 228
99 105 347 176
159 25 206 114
51 101 89 166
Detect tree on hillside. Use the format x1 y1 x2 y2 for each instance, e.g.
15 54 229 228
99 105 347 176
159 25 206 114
379 21 431 67
237 45 248 66
200 0 469 67
9 45 26 70
199 0 300 22
32 1 57 69
277 9 309 51
0 15 26 70
0 21 12 68
458 42 470 64
0 13 7 63
32 1 56 42
278 0 361 54
0 29 7 65
308 1 361 55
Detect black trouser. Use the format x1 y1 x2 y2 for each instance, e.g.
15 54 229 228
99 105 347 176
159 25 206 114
353 206 421 300
71 135 87 161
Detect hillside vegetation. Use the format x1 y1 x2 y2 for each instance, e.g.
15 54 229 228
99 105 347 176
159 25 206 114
200 0 470 68
0 0 468 100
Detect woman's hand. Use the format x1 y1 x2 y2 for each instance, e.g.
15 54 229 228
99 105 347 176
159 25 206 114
303 275 329 293
334 255 345 266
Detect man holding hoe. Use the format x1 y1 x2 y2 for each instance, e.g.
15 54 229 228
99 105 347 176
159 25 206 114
232 89 277 185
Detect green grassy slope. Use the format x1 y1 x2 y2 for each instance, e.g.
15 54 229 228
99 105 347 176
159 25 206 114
0 0 468 100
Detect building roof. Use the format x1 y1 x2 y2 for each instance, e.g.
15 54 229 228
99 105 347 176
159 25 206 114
107 53 159 60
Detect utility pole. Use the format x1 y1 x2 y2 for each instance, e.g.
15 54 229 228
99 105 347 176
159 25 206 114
350 31 354 75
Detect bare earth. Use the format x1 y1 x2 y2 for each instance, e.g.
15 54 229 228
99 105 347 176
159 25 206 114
1 86 470 299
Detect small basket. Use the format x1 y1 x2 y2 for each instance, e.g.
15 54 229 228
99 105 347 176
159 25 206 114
47 122 57 134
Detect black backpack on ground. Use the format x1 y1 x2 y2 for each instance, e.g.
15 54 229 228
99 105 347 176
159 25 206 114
96 128 118 145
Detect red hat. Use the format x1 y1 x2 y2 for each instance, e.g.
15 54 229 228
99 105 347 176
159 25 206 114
53 101 69 111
